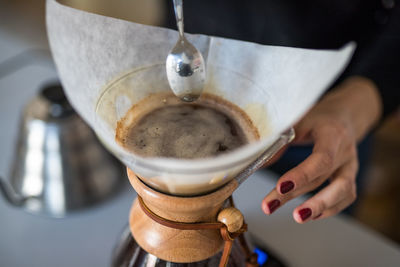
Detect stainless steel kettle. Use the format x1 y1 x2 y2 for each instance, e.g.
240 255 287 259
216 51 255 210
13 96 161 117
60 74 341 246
0 83 126 217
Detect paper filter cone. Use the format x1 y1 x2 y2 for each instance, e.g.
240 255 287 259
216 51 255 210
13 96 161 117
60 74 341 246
46 0 355 195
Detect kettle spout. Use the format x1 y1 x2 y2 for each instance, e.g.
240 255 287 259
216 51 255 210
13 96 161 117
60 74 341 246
0 177 27 206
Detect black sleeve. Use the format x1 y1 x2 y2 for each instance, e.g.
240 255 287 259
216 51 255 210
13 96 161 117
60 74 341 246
339 2 400 118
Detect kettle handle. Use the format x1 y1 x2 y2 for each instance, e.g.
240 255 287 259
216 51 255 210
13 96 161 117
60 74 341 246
0 177 28 206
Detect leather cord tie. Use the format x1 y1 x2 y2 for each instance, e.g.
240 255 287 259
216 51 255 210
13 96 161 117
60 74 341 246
138 196 258 267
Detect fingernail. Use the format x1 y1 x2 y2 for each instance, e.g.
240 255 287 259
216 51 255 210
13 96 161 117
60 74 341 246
299 208 312 221
267 199 280 214
313 213 322 220
280 181 294 194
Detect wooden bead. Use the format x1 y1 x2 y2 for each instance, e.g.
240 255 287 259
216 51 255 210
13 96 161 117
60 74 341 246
217 207 244 233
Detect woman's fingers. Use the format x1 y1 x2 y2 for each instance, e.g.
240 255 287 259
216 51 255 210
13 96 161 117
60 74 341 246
276 125 342 195
262 188 282 214
292 159 358 223
262 175 326 214
262 120 357 219
262 158 358 220
262 78 381 222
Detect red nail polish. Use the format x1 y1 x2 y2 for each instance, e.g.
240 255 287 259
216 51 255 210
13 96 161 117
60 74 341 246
299 208 312 221
280 181 294 194
267 199 280 213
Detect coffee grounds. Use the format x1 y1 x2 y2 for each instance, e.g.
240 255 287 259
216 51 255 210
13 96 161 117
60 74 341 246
122 103 248 159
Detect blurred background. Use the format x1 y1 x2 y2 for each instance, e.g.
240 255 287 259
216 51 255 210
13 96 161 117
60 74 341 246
1 0 399 252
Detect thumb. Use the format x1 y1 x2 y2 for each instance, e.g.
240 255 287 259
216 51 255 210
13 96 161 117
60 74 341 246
292 120 313 145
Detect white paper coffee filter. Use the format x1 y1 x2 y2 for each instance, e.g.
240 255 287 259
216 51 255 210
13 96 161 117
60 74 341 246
46 0 355 195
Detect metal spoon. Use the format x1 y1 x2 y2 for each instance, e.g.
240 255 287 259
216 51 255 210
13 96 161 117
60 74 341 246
166 0 206 102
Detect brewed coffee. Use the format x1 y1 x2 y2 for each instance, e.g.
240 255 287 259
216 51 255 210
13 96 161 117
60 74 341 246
116 93 258 159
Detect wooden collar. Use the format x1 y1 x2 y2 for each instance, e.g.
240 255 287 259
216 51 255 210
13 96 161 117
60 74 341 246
138 196 258 267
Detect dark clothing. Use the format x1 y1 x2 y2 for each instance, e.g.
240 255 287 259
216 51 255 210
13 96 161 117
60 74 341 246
165 0 400 117
164 1 400 213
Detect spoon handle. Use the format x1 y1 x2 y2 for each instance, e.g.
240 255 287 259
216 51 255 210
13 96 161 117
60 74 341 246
173 0 184 38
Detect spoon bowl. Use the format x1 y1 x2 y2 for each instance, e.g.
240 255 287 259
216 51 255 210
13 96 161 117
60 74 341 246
166 0 206 102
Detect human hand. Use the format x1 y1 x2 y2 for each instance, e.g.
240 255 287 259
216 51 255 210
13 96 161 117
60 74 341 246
261 76 382 223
